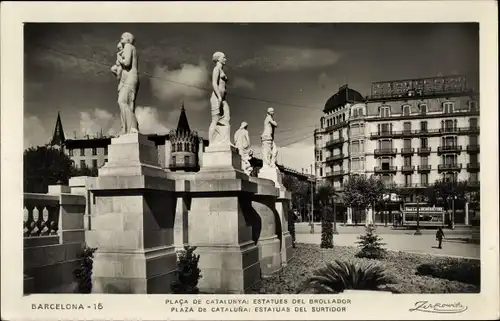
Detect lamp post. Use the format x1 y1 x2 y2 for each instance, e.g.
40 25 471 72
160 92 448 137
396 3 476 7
414 194 422 235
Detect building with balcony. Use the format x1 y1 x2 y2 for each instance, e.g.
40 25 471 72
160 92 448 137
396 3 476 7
314 75 480 225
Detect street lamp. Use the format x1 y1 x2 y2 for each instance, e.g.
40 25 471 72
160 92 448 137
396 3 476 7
414 194 422 235
446 195 456 230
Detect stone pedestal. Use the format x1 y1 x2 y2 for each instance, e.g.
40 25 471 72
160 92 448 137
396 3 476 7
187 144 261 293
275 189 293 266
347 207 353 225
174 195 190 252
258 165 284 188
88 133 177 294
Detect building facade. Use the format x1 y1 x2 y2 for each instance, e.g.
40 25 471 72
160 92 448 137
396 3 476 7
315 75 480 225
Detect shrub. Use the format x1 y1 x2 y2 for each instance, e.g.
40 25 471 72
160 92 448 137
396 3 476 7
288 210 296 248
356 224 387 259
73 245 98 293
416 261 480 286
301 259 395 293
171 246 202 294
320 206 334 249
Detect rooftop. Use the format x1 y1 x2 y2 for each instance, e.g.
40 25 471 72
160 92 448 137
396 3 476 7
323 85 365 113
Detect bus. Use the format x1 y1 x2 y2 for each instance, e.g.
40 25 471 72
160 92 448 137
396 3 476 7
402 203 446 227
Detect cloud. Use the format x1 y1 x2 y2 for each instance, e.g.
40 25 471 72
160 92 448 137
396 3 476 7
150 62 209 107
79 108 119 137
232 77 255 91
238 46 341 72
277 141 314 172
24 115 50 149
135 106 169 135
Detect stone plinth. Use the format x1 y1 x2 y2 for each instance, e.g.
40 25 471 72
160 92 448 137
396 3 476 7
257 165 284 189
248 177 281 277
88 133 177 294
276 189 293 266
186 145 261 293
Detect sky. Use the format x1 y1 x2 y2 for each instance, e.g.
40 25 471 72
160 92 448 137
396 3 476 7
24 23 479 172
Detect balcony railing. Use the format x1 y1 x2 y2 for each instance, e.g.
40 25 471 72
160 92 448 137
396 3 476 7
417 147 431 155
401 165 415 173
468 180 480 188
439 127 459 134
324 170 345 178
467 163 480 171
369 127 479 140
374 148 397 156
370 131 401 139
438 163 462 172
417 165 431 172
437 145 462 154
325 153 345 163
325 137 344 148
383 183 432 189
460 126 480 134
374 166 397 173
466 145 480 153
401 148 414 156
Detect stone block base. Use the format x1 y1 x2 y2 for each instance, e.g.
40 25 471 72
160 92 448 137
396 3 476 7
194 242 260 294
258 165 283 188
92 247 177 294
258 236 282 277
281 232 293 266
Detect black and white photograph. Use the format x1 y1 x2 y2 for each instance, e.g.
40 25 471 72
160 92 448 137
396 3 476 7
1 1 498 320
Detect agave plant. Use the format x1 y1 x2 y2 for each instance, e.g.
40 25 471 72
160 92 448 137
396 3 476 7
301 259 395 293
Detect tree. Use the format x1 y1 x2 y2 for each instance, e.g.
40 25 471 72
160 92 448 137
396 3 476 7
24 146 74 193
356 225 387 259
24 146 98 193
282 175 309 221
343 175 386 224
316 182 337 248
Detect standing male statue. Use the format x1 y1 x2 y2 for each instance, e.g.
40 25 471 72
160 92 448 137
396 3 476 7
234 121 253 175
111 32 139 135
261 107 278 168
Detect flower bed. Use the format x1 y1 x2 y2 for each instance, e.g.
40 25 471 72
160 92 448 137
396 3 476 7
250 243 480 294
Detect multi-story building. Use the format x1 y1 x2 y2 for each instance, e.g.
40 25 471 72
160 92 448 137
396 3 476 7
315 75 480 225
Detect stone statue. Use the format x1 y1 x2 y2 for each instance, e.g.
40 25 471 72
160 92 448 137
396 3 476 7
234 121 254 175
111 32 139 135
261 107 278 168
208 51 231 146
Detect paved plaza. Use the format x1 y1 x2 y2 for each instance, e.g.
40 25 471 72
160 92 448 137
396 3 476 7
295 227 480 259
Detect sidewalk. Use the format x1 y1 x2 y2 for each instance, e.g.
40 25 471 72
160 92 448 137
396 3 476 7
295 233 480 259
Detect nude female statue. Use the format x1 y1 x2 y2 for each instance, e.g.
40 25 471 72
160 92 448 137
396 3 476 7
209 51 231 145
113 32 139 135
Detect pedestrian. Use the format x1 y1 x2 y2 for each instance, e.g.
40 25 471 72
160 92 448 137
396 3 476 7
436 227 445 249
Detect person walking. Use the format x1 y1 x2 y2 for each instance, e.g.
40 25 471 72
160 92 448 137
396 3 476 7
436 227 445 249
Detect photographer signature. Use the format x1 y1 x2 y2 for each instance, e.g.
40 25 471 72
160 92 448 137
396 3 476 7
409 301 468 314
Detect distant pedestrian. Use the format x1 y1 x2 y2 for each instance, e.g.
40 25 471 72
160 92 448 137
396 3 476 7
436 227 445 249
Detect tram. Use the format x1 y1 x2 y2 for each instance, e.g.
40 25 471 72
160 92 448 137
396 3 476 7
402 203 446 227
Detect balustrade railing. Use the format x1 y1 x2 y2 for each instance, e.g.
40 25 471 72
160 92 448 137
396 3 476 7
23 194 60 238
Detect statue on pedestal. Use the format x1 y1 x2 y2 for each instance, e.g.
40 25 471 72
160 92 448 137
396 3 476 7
111 32 139 135
234 122 254 175
261 107 278 168
208 51 231 146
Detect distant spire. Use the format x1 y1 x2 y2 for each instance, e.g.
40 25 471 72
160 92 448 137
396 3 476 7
176 101 191 133
50 112 66 146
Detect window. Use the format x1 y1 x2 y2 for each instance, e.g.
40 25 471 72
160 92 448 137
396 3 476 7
469 172 478 182
470 154 478 164
443 136 457 147
360 141 364 153
469 118 478 128
351 158 360 170
92 147 97 156
420 137 428 148
402 105 411 116
420 156 428 166
420 121 428 132
104 146 108 155
469 134 478 145
443 154 457 165
443 102 454 114
172 156 176 165
184 156 190 164
421 173 429 185
380 123 391 134
442 119 456 132
80 160 86 168
351 141 360 153
444 172 458 182
404 156 412 166
342 114 345 122
380 106 390 118
403 122 411 134
320 167 323 177
404 139 412 149
469 101 478 112
419 104 427 115
68 148 73 156
352 108 364 117
380 139 392 150
92 159 98 168
404 174 412 186
80 148 85 156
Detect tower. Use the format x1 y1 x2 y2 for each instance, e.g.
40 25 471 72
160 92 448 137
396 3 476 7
169 103 200 172
50 112 66 149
